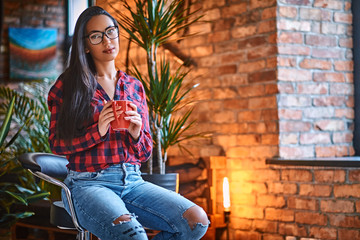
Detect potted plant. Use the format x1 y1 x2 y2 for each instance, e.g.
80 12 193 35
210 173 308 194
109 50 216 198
0 95 49 233
1 81 51 150
0 79 61 234
110 0 204 189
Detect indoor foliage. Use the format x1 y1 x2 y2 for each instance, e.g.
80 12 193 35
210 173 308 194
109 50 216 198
112 0 204 174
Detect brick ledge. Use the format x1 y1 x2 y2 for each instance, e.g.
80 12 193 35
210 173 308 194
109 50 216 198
266 157 360 168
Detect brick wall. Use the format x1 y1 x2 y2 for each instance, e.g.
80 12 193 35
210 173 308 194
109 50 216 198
277 0 354 159
180 0 357 239
0 0 66 80
2 0 359 239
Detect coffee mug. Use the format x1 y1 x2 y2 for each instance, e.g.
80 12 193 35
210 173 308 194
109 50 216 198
110 100 131 130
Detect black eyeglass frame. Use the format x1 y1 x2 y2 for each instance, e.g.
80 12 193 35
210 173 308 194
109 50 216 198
84 25 119 45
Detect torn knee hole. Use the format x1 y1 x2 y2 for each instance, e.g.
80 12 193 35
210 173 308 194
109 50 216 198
113 214 132 225
183 206 209 230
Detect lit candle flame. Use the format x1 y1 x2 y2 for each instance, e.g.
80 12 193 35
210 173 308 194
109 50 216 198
223 177 230 212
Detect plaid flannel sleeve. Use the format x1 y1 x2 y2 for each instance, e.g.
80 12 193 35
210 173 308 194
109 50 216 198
127 80 153 162
47 79 105 155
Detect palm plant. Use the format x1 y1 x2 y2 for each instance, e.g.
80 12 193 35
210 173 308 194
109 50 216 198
112 0 203 174
0 95 49 229
0 80 51 154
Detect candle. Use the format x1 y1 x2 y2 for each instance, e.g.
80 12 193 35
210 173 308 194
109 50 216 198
223 177 230 212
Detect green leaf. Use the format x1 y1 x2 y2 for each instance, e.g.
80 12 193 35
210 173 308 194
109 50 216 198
0 96 15 148
4 191 27 205
27 192 50 203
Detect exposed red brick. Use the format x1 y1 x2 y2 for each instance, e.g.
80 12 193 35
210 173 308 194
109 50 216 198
334 109 354 119
339 37 353 48
238 36 268 49
213 18 235 31
265 208 294 222
278 223 307 237
320 200 354 213
299 184 332 197
278 69 312 81
261 109 278 120
287 197 318 211
314 170 346 183
249 96 277 109
314 72 345 82
329 214 360 228
208 31 230 43
221 52 247 64
231 218 252 230
309 226 337 240
338 229 360 240
313 96 347 107
278 6 297 18
282 169 312 182
258 20 276 33
234 231 262 240
249 0 276 10
349 170 360 182
283 0 311 5
221 3 247 17
213 65 237 75
268 182 298 195
300 132 331 144
249 70 277 83
314 0 343 10
334 12 352 24
262 234 283 240
278 45 311 55
247 45 277 60
277 82 295 93
334 60 354 71
264 83 279 94
253 220 277 233
299 59 332 70
295 212 327 225
262 7 277 20
231 25 257 39
334 184 360 198
278 32 303 44
257 195 285 207
235 11 261 26
238 85 265 97
214 41 239 53
316 145 351 157
239 60 266 73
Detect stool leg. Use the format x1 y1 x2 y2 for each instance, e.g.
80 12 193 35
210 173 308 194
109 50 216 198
85 231 91 240
77 231 91 240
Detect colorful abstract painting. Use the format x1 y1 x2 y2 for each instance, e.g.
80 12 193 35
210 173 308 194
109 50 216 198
9 27 58 80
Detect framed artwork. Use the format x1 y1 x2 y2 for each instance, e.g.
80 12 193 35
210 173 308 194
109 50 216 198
9 27 58 80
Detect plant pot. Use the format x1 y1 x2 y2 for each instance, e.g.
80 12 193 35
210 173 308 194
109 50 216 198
142 173 179 193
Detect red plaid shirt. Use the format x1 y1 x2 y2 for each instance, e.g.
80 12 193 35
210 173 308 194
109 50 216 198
48 70 153 172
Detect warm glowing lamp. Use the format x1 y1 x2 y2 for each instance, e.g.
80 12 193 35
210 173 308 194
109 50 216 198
223 177 231 223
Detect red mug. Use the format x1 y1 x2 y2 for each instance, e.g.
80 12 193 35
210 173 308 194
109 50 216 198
110 100 131 130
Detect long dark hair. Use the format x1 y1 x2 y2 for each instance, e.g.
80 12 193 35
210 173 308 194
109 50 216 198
57 6 118 142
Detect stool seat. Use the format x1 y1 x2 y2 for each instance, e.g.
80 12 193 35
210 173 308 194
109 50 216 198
50 201 75 229
18 153 91 240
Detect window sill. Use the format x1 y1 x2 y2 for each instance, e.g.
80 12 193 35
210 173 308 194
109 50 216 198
266 157 360 168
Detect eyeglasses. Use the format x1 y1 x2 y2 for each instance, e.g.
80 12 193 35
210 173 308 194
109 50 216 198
85 26 119 45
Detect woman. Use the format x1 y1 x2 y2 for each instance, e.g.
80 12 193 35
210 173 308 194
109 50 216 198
48 6 209 240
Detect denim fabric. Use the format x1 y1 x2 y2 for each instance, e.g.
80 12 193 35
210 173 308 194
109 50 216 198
62 163 208 240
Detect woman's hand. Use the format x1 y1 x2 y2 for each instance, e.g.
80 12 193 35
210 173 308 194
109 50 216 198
98 100 115 137
125 103 142 141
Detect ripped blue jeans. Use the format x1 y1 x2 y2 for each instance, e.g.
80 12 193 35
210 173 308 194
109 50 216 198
62 163 209 240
